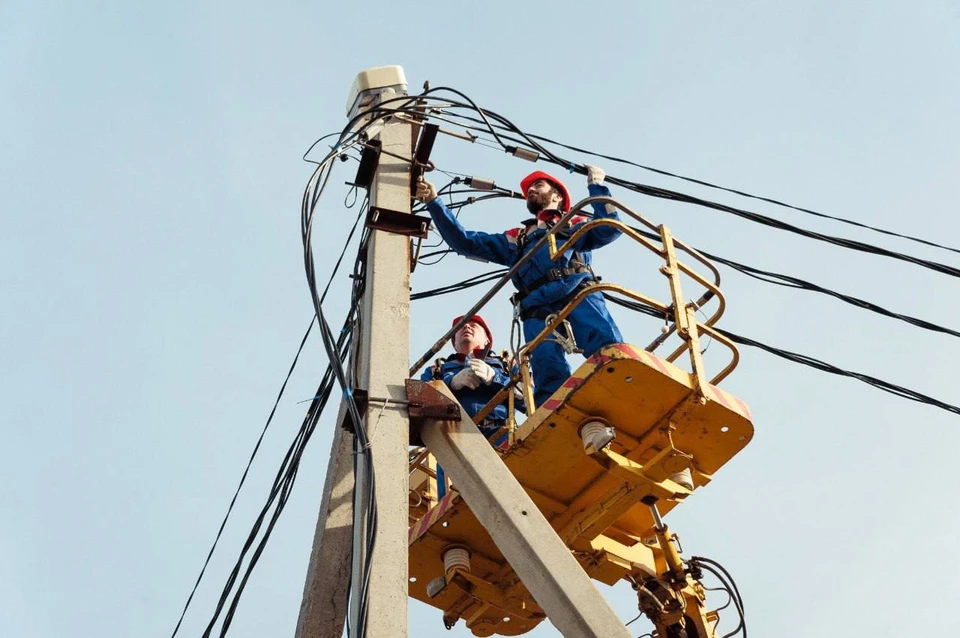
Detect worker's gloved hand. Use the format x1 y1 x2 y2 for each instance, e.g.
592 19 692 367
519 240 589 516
450 368 480 390
585 165 605 186
415 176 438 203
467 358 496 385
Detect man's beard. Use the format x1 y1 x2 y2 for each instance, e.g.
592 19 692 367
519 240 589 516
526 192 551 214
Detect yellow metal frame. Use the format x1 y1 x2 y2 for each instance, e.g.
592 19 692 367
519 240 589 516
408 196 752 637
408 344 753 636
466 196 741 432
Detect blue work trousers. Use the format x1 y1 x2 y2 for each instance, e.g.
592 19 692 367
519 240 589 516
522 291 623 407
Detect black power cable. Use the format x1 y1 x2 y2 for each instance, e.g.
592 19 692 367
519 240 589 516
689 556 746 638
169 315 315 638
411 268 509 301
442 109 960 256
602 293 960 417
188 133 373 635
605 216 960 342
388 91 960 279
418 195 960 343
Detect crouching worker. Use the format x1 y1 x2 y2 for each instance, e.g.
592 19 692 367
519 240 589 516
420 315 526 496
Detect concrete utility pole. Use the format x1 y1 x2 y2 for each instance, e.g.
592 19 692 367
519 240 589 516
296 66 412 638
294 404 354 638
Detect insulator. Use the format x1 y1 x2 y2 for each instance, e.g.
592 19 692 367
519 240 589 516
443 546 471 577
506 146 540 162
466 176 495 190
580 419 615 454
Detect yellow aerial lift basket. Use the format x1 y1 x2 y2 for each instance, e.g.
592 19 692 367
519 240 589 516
407 197 754 637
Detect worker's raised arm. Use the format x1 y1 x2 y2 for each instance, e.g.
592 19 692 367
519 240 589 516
416 177 514 266
573 166 622 251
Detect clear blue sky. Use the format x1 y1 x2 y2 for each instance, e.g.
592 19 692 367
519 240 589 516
3 2 959 637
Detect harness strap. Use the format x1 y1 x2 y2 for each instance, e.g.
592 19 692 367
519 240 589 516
511 222 596 305
515 278 599 321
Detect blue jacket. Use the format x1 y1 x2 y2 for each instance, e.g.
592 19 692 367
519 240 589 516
420 353 526 420
426 183 621 310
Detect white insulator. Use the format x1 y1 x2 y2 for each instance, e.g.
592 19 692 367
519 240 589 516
443 546 471 577
669 467 695 491
581 419 615 455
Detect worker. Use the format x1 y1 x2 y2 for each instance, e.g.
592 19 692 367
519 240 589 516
416 166 623 408
421 315 525 496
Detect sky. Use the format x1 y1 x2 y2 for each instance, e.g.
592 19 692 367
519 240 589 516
2 1 959 637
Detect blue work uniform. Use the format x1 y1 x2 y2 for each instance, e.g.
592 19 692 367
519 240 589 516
425 183 624 407
420 352 525 497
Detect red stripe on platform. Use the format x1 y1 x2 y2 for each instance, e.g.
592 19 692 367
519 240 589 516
613 343 642 359
408 492 457 545
587 352 613 367
542 397 562 411
643 351 671 376
706 386 735 412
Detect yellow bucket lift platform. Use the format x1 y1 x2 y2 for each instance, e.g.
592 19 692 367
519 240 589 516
407 196 753 637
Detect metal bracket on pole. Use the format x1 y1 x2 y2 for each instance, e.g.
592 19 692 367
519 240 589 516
349 139 381 190
365 206 431 238
410 123 439 192
339 389 369 434
405 379 461 445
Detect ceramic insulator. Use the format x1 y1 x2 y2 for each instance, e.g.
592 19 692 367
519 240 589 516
443 547 471 577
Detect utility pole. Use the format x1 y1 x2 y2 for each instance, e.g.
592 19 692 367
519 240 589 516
296 66 412 638
294 404 354 638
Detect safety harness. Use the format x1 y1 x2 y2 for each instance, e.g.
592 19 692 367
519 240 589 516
429 351 509 382
509 222 598 320
428 352 515 428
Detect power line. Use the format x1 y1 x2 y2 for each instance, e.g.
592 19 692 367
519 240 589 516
603 294 960 417
184 142 373 636
431 189 960 342
441 109 960 256
390 91 960 278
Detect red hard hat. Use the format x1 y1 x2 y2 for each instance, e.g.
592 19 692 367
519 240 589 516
520 170 571 213
451 315 493 349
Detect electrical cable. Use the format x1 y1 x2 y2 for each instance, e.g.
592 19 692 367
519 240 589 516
193 146 370 636
169 315 314 638
689 557 745 638
603 293 960 417
411 269 509 301
382 92 960 277
441 110 960 256
598 218 960 342
414 194 960 344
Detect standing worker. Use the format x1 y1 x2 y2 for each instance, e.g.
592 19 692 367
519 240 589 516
416 166 624 408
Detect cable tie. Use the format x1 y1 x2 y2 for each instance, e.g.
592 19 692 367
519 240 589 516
568 163 576 173
353 441 374 454
344 388 353 398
